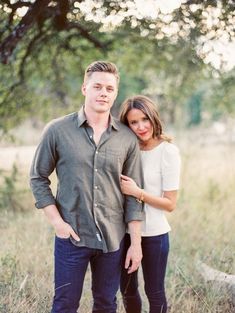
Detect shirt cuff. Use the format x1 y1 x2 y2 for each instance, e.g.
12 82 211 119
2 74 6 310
125 208 145 223
35 196 56 209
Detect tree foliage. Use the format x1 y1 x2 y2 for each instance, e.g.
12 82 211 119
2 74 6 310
1 0 234 64
0 0 234 132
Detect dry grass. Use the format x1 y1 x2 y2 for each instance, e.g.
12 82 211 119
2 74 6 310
0 134 235 312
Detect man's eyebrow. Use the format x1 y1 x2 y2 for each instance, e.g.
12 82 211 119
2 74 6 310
93 83 115 88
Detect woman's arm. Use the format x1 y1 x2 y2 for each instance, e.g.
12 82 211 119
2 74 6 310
120 174 178 212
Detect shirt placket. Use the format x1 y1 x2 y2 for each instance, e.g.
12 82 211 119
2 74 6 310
93 148 103 242
87 126 110 252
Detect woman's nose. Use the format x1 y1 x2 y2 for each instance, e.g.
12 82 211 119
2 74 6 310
137 122 145 130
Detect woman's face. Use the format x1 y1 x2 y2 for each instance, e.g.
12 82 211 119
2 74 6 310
126 108 154 142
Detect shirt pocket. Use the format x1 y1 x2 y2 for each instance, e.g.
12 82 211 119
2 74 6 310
105 148 122 173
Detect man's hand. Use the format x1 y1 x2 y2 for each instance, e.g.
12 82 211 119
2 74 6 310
43 204 80 242
125 243 142 274
54 219 80 241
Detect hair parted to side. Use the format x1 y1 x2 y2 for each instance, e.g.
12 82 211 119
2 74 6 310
84 60 120 84
119 95 172 142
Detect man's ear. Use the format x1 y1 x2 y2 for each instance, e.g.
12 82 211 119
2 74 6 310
81 83 86 96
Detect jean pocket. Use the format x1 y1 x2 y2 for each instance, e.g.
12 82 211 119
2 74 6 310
55 235 71 241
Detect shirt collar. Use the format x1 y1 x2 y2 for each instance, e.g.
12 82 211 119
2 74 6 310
77 106 120 131
77 106 87 128
109 115 119 131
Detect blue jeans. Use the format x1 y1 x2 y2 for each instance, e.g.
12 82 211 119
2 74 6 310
51 236 125 313
120 233 169 313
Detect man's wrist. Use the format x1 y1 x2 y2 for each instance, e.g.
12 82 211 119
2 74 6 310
51 217 65 228
130 241 141 248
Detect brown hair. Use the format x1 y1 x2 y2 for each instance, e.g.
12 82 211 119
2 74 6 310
84 60 119 84
119 95 172 142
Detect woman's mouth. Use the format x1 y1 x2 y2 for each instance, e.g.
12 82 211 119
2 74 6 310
138 131 148 136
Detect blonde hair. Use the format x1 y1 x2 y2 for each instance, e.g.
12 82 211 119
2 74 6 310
84 60 119 85
119 95 172 142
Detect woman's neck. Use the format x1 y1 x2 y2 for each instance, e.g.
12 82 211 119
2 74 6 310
140 137 163 151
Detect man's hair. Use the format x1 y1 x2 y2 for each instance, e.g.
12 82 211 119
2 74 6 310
84 61 120 84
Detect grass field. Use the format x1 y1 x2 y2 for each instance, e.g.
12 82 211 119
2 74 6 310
0 133 235 313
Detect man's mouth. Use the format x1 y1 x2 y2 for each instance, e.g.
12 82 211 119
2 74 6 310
97 100 107 103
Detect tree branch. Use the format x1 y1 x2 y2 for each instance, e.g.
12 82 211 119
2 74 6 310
67 22 106 50
0 0 51 64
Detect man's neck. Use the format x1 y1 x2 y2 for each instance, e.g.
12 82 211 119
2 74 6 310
84 109 110 145
84 107 110 130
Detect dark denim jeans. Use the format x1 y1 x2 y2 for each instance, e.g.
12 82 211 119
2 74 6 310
120 233 169 313
51 236 124 313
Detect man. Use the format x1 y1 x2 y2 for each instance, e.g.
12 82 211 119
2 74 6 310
30 61 144 313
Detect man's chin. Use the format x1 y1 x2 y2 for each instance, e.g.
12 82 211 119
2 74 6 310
95 106 112 113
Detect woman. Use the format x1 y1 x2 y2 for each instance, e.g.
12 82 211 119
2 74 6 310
119 95 181 313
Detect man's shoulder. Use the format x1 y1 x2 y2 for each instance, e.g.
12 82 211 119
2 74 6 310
112 117 136 138
45 112 78 131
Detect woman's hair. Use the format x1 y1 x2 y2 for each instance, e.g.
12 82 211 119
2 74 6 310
119 95 172 142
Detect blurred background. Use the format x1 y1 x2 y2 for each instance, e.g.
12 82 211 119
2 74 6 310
0 1 234 312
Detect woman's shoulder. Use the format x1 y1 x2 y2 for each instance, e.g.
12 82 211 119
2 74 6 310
161 141 180 155
159 141 181 170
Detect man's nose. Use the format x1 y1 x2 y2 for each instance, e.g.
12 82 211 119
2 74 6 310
100 87 108 96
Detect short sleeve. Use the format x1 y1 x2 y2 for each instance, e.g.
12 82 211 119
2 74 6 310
161 143 181 191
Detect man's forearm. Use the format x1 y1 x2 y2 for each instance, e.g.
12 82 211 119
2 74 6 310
128 220 142 247
43 204 64 227
124 220 142 273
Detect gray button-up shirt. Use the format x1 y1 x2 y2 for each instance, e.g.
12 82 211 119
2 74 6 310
30 108 144 252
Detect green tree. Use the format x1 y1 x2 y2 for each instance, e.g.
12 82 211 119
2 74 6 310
0 0 234 131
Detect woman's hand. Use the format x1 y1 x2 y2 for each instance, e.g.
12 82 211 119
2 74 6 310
120 174 141 198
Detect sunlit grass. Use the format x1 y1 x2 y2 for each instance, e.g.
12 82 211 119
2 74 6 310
0 139 234 312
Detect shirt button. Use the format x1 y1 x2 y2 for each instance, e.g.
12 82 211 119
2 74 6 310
95 186 98 189
95 168 98 172
95 150 98 154
94 203 98 207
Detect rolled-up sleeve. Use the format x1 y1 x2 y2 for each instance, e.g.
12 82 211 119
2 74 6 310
30 124 58 209
122 137 145 223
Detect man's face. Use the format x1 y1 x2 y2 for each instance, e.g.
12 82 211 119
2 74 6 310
82 72 118 114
